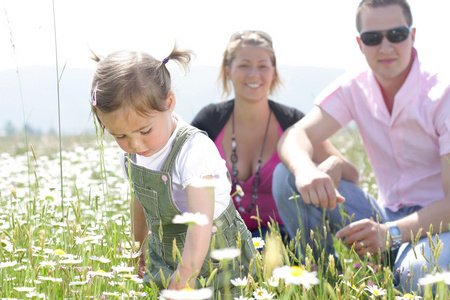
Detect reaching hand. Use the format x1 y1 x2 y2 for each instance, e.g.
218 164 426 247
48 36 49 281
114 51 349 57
335 219 389 255
167 266 197 291
137 256 146 279
294 162 345 210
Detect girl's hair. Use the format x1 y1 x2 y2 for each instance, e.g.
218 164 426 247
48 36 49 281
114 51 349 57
90 45 194 129
218 30 282 100
356 0 413 33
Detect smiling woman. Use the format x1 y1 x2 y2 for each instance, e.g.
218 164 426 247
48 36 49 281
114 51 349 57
192 30 303 238
191 30 359 240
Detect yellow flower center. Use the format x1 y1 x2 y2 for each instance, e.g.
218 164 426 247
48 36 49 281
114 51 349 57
403 294 413 299
54 249 66 255
96 269 106 273
290 266 304 277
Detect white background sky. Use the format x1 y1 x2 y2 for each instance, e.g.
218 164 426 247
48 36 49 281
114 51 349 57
1 0 450 73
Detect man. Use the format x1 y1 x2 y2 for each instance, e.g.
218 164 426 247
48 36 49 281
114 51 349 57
273 0 450 292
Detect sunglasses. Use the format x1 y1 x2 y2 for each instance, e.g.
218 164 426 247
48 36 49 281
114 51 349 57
359 26 411 46
230 30 273 46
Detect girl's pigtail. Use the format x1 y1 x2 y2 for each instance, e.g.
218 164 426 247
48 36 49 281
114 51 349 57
89 48 102 63
162 44 195 75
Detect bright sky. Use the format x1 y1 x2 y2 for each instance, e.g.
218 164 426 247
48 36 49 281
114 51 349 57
1 0 450 73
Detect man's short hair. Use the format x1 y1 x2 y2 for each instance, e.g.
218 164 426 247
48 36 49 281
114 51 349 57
356 0 413 33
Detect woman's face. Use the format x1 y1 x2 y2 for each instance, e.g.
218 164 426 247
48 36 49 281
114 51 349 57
226 45 275 102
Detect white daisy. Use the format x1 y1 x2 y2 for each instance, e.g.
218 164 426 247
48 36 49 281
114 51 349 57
25 291 45 298
39 261 57 269
210 247 241 260
172 212 209 226
75 234 103 245
69 280 89 286
253 287 275 300
90 256 111 263
87 269 113 279
364 284 387 297
59 257 82 265
273 265 319 289
264 275 280 287
418 271 450 285
234 185 244 197
129 290 148 298
252 237 265 249
230 276 248 287
37 276 62 282
13 287 36 292
112 263 134 273
160 287 213 299
0 261 17 269
103 292 120 296
395 293 422 299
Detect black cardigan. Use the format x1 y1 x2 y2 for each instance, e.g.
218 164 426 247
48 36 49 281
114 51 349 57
191 99 305 140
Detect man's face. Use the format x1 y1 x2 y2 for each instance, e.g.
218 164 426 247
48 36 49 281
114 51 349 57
356 4 415 86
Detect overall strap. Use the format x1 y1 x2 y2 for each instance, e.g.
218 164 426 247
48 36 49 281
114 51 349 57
161 124 202 173
123 153 137 177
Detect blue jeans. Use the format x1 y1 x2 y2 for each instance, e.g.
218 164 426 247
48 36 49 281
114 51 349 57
272 163 450 293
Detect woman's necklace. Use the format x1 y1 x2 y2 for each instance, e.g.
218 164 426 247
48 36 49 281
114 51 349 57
231 109 272 214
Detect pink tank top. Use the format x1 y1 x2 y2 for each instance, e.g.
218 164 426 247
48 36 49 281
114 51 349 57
215 123 284 231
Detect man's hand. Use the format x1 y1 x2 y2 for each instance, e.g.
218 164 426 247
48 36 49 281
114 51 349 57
335 219 389 256
294 164 345 210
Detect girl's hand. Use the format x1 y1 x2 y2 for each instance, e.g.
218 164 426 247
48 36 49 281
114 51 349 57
168 266 197 290
138 257 146 279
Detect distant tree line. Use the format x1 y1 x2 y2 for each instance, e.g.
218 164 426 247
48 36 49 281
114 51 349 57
2 121 44 136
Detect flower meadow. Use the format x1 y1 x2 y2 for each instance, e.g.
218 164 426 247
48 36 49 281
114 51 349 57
0 131 448 300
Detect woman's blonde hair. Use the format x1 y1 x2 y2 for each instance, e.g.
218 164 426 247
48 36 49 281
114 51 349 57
218 30 282 100
90 45 194 128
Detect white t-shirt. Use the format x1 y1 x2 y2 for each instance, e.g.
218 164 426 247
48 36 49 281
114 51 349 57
120 115 231 219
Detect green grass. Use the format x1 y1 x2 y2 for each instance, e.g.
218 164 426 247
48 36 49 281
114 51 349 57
0 129 445 299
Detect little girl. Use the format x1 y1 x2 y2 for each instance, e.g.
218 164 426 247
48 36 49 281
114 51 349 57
89 46 255 296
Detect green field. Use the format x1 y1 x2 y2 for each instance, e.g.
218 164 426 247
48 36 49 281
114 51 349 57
0 129 444 299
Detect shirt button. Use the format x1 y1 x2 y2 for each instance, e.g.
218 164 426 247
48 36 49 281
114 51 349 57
212 226 217 233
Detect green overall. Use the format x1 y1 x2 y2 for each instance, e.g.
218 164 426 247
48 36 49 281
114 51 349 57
126 124 255 297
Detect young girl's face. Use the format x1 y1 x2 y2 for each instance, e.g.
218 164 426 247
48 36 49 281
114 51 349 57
98 94 176 157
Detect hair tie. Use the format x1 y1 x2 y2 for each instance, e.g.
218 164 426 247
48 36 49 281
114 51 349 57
92 82 98 106
162 58 169 64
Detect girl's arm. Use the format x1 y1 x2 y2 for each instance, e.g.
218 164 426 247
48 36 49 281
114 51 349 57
130 195 149 276
168 176 215 290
